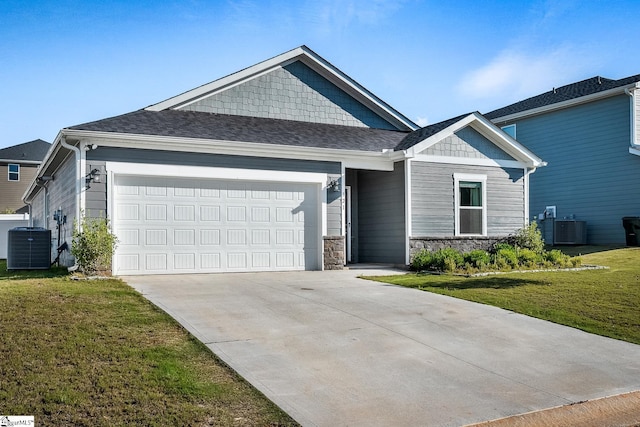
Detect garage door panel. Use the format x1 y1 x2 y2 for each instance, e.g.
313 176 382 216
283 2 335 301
114 175 320 275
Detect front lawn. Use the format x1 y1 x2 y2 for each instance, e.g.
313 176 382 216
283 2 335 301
367 247 640 345
0 260 297 426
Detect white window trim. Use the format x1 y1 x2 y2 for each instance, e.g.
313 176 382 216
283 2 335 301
8 163 19 181
454 173 487 236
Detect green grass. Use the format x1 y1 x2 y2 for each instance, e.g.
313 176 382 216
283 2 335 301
0 260 298 426
367 247 640 345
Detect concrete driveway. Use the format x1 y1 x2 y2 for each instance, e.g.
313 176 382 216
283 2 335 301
124 269 640 426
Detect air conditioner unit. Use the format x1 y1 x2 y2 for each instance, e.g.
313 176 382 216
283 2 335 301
7 227 51 270
554 220 587 245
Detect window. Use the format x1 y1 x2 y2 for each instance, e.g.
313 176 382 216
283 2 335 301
454 173 487 236
8 164 19 181
501 124 516 138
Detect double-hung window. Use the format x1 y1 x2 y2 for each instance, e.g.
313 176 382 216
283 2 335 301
454 173 487 236
8 164 19 181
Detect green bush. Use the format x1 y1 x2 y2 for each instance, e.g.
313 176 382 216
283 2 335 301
464 250 491 269
545 249 572 267
493 246 519 269
517 248 542 267
410 249 433 271
71 215 118 275
432 248 464 272
512 222 545 253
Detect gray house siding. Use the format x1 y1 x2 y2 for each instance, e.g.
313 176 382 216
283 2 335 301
411 162 525 237
500 94 640 244
356 162 405 264
36 156 77 266
87 147 343 236
179 61 398 130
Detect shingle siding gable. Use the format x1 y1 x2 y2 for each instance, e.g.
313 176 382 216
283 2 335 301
179 61 398 130
422 127 515 161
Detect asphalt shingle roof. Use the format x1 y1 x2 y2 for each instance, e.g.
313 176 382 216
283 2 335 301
485 74 640 120
68 110 409 152
0 139 50 162
394 113 472 151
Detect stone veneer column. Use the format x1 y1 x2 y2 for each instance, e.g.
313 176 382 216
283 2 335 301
323 236 345 270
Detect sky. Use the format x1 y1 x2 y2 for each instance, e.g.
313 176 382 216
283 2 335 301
2 0 640 148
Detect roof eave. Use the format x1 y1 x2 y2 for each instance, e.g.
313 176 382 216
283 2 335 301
489 84 635 124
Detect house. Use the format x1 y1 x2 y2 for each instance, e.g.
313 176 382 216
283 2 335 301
0 139 50 213
486 75 640 245
23 46 543 275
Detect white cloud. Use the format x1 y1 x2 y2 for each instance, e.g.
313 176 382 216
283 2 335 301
458 47 589 103
313 0 406 33
415 116 429 127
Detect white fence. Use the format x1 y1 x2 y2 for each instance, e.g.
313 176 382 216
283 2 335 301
0 214 30 259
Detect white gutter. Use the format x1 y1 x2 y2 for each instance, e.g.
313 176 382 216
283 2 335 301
624 86 640 152
60 137 82 229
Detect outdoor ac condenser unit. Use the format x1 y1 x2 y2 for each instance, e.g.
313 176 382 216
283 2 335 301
7 227 51 270
554 220 587 245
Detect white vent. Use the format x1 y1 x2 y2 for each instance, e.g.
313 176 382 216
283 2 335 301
554 220 587 245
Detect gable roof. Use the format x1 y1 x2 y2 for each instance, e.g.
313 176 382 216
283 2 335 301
397 112 545 168
486 74 640 121
145 45 418 132
67 109 408 152
394 113 470 151
0 139 50 163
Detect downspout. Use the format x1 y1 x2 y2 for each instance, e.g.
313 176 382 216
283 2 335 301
60 136 81 271
60 136 82 227
624 87 640 151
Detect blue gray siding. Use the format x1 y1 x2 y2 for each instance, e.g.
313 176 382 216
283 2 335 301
356 162 406 264
499 94 640 244
179 61 398 130
411 162 525 237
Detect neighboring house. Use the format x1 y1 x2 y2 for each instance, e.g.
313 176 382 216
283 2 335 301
0 139 50 213
24 46 543 275
486 75 640 245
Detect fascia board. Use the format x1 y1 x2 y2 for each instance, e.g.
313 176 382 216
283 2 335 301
146 47 307 112
22 131 73 202
412 154 528 169
296 51 418 131
489 85 633 123
0 159 42 165
146 46 418 131
61 129 397 171
469 114 545 167
405 114 477 156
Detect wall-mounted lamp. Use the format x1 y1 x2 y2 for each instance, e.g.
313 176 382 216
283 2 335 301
328 179 340 192
85 168 101 188
37 175 54 183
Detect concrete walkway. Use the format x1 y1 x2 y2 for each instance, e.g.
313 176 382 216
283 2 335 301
124 269 640 427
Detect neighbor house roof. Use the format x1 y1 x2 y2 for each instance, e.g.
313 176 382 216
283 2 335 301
486 74 640 121
67 109 409 152
0 139 50 163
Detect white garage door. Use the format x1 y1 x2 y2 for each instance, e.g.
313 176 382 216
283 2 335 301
113 175 320 275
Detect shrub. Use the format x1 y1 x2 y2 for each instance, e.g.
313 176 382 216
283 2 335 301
545 249 572 267
71 215 118 275
464 250 491 269
493 246 519 269
512 222 545 253
431 247 464 272
410 249 433 272
517 248 542 267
